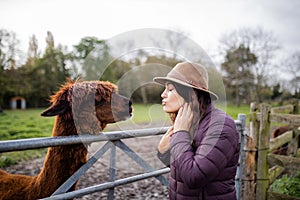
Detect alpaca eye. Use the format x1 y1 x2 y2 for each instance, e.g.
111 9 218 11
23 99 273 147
95 98 107 106
95 100 101 106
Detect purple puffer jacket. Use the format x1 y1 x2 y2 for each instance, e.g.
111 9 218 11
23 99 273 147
159 104 240 200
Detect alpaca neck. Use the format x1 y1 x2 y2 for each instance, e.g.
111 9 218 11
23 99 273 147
35 114 87 196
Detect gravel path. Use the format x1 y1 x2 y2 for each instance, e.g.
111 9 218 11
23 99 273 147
3 123 170 200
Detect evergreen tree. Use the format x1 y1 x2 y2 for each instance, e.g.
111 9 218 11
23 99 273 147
221 45 257 106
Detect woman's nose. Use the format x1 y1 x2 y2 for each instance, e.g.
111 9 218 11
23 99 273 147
161 89 167 98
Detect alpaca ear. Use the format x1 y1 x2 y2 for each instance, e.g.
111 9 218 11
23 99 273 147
41 100 69 117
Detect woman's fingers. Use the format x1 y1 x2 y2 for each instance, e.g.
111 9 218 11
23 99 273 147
158 126 174 154
186 103 193 120
174 103 193 132
181 103 192 118
178 105 183 116
166 126 174 136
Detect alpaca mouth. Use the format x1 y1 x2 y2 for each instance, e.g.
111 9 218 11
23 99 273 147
119 104 133 120
129 101 133 116
123 100 133 119
109 96 133 122
128 106 133 119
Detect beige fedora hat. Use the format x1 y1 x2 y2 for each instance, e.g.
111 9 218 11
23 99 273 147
153 62 218 100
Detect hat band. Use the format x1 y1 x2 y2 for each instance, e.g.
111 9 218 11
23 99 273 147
168 74 208 91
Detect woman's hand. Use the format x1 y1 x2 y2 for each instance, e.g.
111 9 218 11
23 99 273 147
173 103 193 133
157 126 174 154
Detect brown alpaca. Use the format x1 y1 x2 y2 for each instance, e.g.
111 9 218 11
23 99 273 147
271 125 291 155
0 80 132 200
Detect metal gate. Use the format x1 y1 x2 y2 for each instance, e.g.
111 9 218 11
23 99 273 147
0 114 245 199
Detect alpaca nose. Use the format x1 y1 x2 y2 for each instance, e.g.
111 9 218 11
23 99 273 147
129 100 133 114
129 100 132 107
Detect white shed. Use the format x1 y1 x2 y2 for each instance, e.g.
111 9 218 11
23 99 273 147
10 97 26 109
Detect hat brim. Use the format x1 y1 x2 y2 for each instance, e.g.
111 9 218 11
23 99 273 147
153 77 219 100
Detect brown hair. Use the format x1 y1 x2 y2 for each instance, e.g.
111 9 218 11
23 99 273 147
169 82 211 138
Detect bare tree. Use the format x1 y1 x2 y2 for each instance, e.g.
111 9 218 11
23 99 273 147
27 34 39 66
46 31 55 48
283 51 300 95
0 30 22 70
0 29 10 70
28 34 38 58
219 26 280 102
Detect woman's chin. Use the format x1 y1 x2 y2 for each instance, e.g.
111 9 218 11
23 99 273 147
163 107 178 113
163 109 169 113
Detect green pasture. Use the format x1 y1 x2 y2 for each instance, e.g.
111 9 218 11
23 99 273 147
217 103 250 122
0 109 54 167
0 109 54 140
0 103 250 167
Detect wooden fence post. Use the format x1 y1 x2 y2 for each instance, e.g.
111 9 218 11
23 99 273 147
250 102 260 144
290 100 299 157
242 102 258 200
256 103 270 200
292 98 299 114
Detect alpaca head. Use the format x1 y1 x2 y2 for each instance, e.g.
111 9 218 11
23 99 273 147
40 80 133 134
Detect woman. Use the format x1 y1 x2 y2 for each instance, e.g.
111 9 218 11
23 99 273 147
153 62 240 200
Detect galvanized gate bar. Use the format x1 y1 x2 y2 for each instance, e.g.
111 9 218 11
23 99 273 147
51 139 169 198
0 127 169 153
52 141 111 196
52 139 168 198
108 141 116 200
41 168 171 200
114 140 169 186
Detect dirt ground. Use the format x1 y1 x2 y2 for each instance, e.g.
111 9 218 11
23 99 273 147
3 123 170 200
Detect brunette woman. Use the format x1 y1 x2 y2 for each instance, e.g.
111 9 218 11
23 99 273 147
154 62 240 200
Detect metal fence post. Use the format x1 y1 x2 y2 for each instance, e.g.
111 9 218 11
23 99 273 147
236 113 246 200
108 141 116 200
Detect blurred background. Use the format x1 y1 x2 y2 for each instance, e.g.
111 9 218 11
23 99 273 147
0 0 299 109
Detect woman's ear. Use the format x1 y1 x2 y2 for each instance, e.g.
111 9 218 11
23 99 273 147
41 100 69 117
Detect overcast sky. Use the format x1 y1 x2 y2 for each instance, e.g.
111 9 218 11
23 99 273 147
1 0 300 61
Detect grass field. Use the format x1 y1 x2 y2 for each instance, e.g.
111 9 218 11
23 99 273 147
0 109 54 167
0 103 250 167
0 109 54 140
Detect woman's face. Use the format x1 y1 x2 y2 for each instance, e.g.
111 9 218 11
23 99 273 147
161 83 185 113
